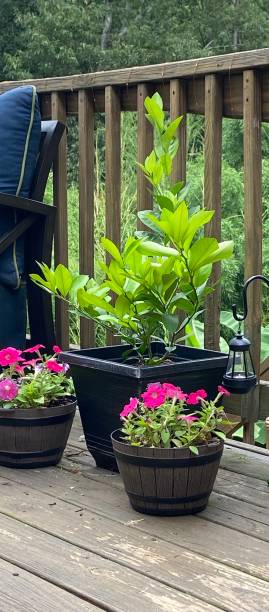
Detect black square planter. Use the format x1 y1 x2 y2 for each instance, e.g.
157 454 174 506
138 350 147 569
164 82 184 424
61 342 228 470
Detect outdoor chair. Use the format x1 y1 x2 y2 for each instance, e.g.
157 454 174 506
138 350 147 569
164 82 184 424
0 85 65 350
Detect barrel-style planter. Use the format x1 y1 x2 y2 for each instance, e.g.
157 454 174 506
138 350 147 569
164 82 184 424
111 430 224 516
0 396 76 468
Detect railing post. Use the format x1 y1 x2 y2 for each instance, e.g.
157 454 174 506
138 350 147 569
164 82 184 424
78 89 95 348
105 85 121 345
137 84 153 228
170 79 187 184
51 92 69 349
204 74 223 351
243 70 262 443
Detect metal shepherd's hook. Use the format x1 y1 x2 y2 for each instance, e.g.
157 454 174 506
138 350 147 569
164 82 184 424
232 274 269 324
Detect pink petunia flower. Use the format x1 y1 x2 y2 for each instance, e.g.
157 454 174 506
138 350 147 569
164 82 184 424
186 389 208 405
0 347 23 367
178 414 198 422
120 397 139 418
217 385 230 397
0 378 18 401
45 359 65 373
53 345 62 354
23 344 45 354
141 383 166 409
23 358 42 368
162 382 187 401
15 365 25 375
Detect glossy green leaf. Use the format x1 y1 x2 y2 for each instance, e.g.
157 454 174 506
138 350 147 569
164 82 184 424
54 264 73 297
101 238 123 264
189 446 199 455
137 240 178 257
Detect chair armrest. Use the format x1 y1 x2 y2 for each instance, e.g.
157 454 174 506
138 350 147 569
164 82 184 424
0 191 55 217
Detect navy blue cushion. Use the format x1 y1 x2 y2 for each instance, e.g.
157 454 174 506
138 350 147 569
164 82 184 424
0 283 27 349
0 85 41 288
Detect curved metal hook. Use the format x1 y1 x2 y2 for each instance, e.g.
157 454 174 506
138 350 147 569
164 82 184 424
232 274 269 322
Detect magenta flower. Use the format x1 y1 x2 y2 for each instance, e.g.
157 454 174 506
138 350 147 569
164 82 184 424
141 383 166 409
53 345 62 354
45 359 65 373
15 365 25 375
0 378 18 401
178 414 198 422
0 347 23 367
186 389 208 405
120 397 139 418
162 382 187 401
23 358 42 368
218 385 230 397
23 344 45 354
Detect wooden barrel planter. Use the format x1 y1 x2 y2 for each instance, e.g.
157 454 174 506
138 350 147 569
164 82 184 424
111 430 224 516
0 397 76 468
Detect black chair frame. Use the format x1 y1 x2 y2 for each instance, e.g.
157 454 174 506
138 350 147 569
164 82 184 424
0 120 65 349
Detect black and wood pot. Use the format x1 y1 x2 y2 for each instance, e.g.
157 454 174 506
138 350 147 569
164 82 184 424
111 430 224 516
60 342 228 470
0 396 76 468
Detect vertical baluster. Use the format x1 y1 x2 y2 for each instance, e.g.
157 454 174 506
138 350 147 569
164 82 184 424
137 84 153 228
170 79 187 184
78 89 95 348
51 92 69 349
170 80 187 343
243 70 262 443
105 86 121 345
204 74 223 350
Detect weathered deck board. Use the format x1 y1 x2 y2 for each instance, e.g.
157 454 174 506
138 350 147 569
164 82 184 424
0 558 95 611
0 415 268 610
0 476 268 611
0 514 220 612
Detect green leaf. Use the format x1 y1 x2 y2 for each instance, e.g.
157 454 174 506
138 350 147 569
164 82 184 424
54 264 73 297
172 438 182 448
170 181 184 195
115 295 131 318
101 238 123 264
137 210 164 235
77 289 115 314
161 430 170 445
183 209 215 250
69 275 89 301
137 240 178 257
155 194 175 212
144 94 164 131
214 430 226 441
189 238 234 272
162 313 179 334
160 153 172 176
161 116 182 146
189 446 199 455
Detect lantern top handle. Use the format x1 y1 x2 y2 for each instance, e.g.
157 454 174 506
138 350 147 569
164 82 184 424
232 274 269 322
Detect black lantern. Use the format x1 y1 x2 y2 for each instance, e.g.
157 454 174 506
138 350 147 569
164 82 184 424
222 330 256 394
223 274 269 394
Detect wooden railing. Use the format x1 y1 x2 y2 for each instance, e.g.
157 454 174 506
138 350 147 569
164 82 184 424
1 47 269 444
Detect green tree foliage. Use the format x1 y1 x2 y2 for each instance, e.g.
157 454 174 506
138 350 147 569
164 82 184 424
2 0 269 79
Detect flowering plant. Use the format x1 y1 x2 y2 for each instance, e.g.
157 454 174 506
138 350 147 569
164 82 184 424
119 383 230 454
0 345 73 410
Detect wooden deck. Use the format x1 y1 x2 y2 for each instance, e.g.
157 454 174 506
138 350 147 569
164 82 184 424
0 414 268 611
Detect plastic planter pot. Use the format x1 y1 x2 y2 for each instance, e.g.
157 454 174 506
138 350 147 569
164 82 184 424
60 342 228 470
111 430 224 516
0 397 76 468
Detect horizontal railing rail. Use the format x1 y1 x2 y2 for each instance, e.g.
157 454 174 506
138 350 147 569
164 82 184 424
2 47 269 444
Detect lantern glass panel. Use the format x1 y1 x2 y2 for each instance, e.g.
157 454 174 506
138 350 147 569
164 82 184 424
244 351 255 377
226 350 248 379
